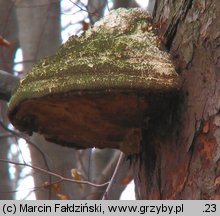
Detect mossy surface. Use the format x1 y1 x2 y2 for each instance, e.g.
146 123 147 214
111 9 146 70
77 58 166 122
9 8 181 111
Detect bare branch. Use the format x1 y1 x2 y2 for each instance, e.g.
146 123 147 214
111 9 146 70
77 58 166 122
0 120 49 170
69 0 102 23
0 132 13 138
102 152 125 199
0 159 110 188
0 119 53 199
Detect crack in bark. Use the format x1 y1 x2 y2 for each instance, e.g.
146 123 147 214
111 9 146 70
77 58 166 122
180 134 195 197
165 0 193 50
181 115 200 195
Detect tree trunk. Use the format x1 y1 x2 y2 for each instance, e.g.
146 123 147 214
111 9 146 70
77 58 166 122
113 0 139 9
147 0 155 14
0 0 18 200
134 0 220 199
15 0 61 72
87 0 107 24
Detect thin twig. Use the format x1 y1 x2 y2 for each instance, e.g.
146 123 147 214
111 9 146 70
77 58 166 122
0 120 49 172
0 132 13 138
102 152 125 200
69 0 101 18
76 150 90 178
0 159 109 188
0 119 52 199
106 0 110 12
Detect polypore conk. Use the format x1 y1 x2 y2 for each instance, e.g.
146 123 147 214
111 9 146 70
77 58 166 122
8 8 181 154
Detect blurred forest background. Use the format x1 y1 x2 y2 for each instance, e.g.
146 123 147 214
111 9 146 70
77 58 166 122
0 0 155 200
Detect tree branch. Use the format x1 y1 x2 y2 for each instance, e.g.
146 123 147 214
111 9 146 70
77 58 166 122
0 159 110 188
102 152 125 199
0 70 19 101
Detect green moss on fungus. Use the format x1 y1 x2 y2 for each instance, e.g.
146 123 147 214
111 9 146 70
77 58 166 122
9 8 181 112
7 8 183 153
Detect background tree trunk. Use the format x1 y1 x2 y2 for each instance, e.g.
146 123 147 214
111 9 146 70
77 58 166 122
147 0 155 14
113 0 138 9
134 0 220 199
87 0 107 24
0 0 18 200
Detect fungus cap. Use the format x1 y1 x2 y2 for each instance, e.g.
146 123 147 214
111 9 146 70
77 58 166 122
8 8 181 154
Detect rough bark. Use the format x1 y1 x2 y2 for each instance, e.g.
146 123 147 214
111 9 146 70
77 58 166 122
134 0 220 199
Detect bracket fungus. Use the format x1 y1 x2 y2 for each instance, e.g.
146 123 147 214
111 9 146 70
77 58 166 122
8 8 181 154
